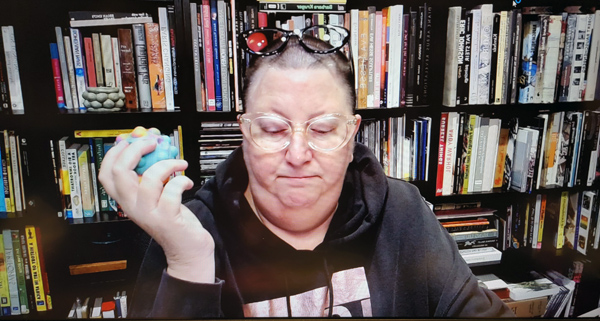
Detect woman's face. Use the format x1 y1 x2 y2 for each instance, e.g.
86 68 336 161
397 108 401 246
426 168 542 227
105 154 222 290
242 67 360 234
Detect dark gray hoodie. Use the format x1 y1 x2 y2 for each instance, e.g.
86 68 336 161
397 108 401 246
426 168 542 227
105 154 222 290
129 143 514 318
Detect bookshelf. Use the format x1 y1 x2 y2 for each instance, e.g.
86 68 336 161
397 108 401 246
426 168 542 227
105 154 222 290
0 0 597 318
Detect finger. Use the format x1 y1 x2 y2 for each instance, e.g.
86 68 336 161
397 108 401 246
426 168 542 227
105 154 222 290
136 159 189 214
155 175 194 219
98 140 129 194
112 139 159 201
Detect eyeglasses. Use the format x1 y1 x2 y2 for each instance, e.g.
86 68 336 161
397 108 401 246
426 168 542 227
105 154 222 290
238 112 358 152
238 25 350 56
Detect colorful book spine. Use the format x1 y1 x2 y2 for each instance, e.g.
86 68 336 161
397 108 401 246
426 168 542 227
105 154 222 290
0 234 11 315
2 131 15 213
49 43 66 108
55 27 74 109
2 230 19 315
66 143 83 220
210 0 223 111
131 24 152 109
217 0 231 112
24 226 46 311
8 133 21 212
11 230 28 314
117 29 138 110
93 138 109 212
436 112 448 196
69 28 87 111
145 22 166 109
158 7 175 111
201 0 216 111
83 37 97 88
77 145 95 218
167 5 178 96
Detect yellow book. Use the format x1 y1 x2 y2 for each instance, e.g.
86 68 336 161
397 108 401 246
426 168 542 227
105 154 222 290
493 128 509 188
557 191 569 249
73 129 134 138
25 226 46 311
77 145 95 218
357 10 369 109
461 115 477 194
0 236 11 315
177 125 185 176
2 130 15 213
537 194 547 247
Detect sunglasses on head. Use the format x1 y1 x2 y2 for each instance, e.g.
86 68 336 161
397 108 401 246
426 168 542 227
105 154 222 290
238 24 350 56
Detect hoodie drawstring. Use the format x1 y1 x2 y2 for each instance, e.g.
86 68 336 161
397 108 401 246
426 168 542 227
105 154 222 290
284 276 292 317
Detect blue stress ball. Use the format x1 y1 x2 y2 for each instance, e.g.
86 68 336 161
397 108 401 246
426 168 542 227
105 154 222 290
116 126 179 175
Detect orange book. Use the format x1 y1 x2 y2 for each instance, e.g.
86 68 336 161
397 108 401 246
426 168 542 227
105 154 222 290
493 128 509 188
144 22 166 109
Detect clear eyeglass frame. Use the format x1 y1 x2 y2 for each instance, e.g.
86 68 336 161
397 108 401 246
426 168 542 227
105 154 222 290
238 112 359 152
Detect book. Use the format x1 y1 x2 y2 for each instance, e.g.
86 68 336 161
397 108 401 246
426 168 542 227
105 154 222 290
0 234 10 315
458 246 502 266
201 0 217 111
55 27 74 109
131 24 152 109
91 33 104 87
69 28 87 111
100 34 115 87
504 296 549 317
24 226 46 311
117 29 138 110
66 143 83 220
158 7 175 111
68 11 152 27
49 43 66 108
443 6 461 107
2 230 19 315
10 230 28 314
111 37 122 90
507 277 561 301
77 145 95 218
1 26 24 114
83 37 97 88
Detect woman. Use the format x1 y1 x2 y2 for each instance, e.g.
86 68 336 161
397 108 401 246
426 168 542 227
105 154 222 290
98 25 513 318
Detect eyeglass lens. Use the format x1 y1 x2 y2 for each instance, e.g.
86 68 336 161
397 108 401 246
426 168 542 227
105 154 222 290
249 116 349 151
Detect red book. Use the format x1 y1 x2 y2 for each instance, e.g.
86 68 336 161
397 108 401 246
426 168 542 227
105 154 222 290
83 37 97 87
117 29 138 110
436 112 448 196
258 12 268 28
201 0 216 111
35 227 52 310
49 43 66 108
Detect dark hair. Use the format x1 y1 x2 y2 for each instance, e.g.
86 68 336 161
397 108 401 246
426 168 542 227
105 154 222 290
242 35 356 112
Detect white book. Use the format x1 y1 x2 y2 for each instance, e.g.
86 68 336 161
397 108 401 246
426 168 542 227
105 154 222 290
217 1 231 112
55 27 74 109
545 111 565 187
350 9 359 92
541 15 563 103
66 143 83 219
475 4 493 105
568 14 588 101
1 26 24 113
585 11 600 100
366 7 376 108
467 115 481 193
132 24 152 109
535 114 549 189
158 8 175 111
443 6 461 107
473 117 489 192
373 11 382 108
482 118 501 192
111 37 122 90
510 127 531 192
402 136 411 180
63 36 80 109
469 9 481 104
387 5 404 108
70 28 87 110
533 15 549 104
442 112 459 195
8 134 21 212
459 246 502 265
396 117 405 178
568 112 583 187
2 229 20 315
100 34 116 87
507 277 561 301
494 11 508 104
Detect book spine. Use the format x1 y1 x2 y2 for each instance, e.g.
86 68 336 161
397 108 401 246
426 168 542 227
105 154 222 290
585 11 600 100
167 5 178 96
217 0 231 112
469 9 481 104
24 226 46 311
1 26 24 113
2 131 15 213
210 0 223 111
144 22 166 109
11 230 28 314
488 13 499 104
2 230 19 315
66 145 83 219
366 6 376 108
77 146 94 218
400 13 408 107
117 29 138 110
201 0 216 111
83 37 97 88
419 4 431 105
559 15 577 102
111 37 122 90
494 11 507 104
0 36 11 113
443 112 459 195
131 24 152 109
442 7 461 107
436 112 448 196
477 5 493 105
49 43 66 108
57 137 72 218
533 15 548 104
55 27 74 109
541 15 562 103
579 14 594 100
70 28 87 111
190 4 203 111
8 134 21 212
158 7 175 111
0 235 10 315
455 10 466 106
62 36 80 110
91 33 105 87
389 6 403 108
406 10 417 107
100 34 115 87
